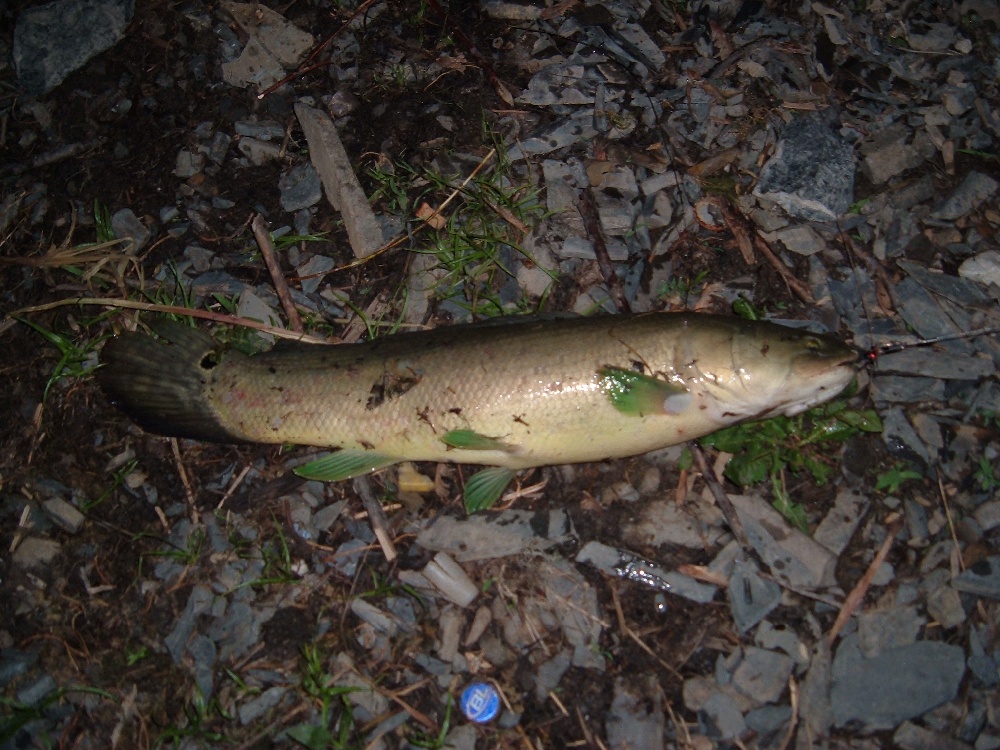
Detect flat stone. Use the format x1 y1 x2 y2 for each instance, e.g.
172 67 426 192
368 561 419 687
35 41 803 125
542 159 584 215
799 643 834 737
41 496 85 534
729 494 837 589
606 675 665 750
731 647 794 705
13 0 135 95
959 250 1000 288
931 172 999 220
814 489 868 555
534 649 571 702
925 582 966 629
623 499 725 550
16 674 57 706
295 103 384 258
11 537 61 569
238 686 287 725
164 584 214 664
880 406 934 465
443 725 478 750
236 137 281 165
701 690 747 740
296 254 335 295
952 556 1000 600
415 509 573 562
728 558 781 634
111 208 151 251
761 224 824 256
279 163 322 212
0 649 38 687
508 114 598 160
831 634 965 730
874 348 995 380
872 375 946 405
973 500 1000 532
893 720 972 750
224 1 313 68
861 139 925 185
857 604 924 656
754 111 855 221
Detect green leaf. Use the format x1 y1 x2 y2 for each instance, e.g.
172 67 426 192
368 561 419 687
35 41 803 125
700 424 750 453
725 455 770 486
732 296 762 321
837 409 883 433
287 723 333 750
441 429 511 451
464 467 515 513
294 450 399 482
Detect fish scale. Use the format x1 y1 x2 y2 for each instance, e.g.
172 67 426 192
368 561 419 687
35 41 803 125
99 313 857 506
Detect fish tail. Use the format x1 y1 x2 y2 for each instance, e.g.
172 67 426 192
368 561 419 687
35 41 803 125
98 321 242 443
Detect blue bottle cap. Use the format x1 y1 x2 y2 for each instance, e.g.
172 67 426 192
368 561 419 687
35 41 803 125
460 682 500 723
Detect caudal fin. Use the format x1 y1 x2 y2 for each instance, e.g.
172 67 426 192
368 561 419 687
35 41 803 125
98 321 242 443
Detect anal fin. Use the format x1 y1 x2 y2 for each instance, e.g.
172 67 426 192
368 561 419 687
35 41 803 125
294 450 399 482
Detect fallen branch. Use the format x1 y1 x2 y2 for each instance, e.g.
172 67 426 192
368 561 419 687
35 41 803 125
252 214 304 332
825 519 902 646
578 190 631 314
6 297 329 344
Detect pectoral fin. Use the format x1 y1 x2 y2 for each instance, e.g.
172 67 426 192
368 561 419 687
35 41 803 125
441 429 512 452
598 366 691 417
294 450 399 482
464 467 516 513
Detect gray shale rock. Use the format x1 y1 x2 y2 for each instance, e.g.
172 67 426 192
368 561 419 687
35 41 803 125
754 111 855 221
13 0 135 94
831 634 965 730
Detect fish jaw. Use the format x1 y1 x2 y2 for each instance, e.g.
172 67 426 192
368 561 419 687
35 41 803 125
762 344 858 418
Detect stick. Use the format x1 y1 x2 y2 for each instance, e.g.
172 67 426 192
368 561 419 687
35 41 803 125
353 476 397 562
252 214 303 333
690 443 750 549
578 190 632 314
825 519 901 646
7 297 329 344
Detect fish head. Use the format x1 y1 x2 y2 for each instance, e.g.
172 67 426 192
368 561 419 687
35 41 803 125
695 321 858 421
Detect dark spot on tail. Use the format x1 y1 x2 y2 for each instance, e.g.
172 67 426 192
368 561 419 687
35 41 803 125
201 352 220 369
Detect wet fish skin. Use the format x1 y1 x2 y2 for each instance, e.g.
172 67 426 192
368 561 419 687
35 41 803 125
98 313 857 475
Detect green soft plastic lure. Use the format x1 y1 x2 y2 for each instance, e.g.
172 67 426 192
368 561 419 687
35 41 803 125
99 313 856 511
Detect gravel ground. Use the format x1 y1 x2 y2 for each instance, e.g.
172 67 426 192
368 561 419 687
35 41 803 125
2 1 1000 749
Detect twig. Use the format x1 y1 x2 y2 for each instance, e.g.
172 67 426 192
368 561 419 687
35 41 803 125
257 0 381 99
777 676 799 750
752 231 814 304
216 464 252 510
353 476 396 562
328 148 497 274
715 196 812 302
610 586 684 681
825 519 901 646
1 137 108 177
936 471 965 572
690 443 749 549
706 195 756 266
170 438 199 525
252 214 303 332
6 297 329 344
578 190 632 314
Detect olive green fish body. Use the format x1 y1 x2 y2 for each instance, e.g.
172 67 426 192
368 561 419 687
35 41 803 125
99 314 856 477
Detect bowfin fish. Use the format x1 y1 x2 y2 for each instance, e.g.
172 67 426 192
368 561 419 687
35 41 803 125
98 314 857 509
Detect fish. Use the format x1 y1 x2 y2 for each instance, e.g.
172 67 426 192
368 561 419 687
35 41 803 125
98 313 857 510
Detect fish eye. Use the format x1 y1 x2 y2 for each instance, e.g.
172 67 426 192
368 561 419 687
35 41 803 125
803 337 822 351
